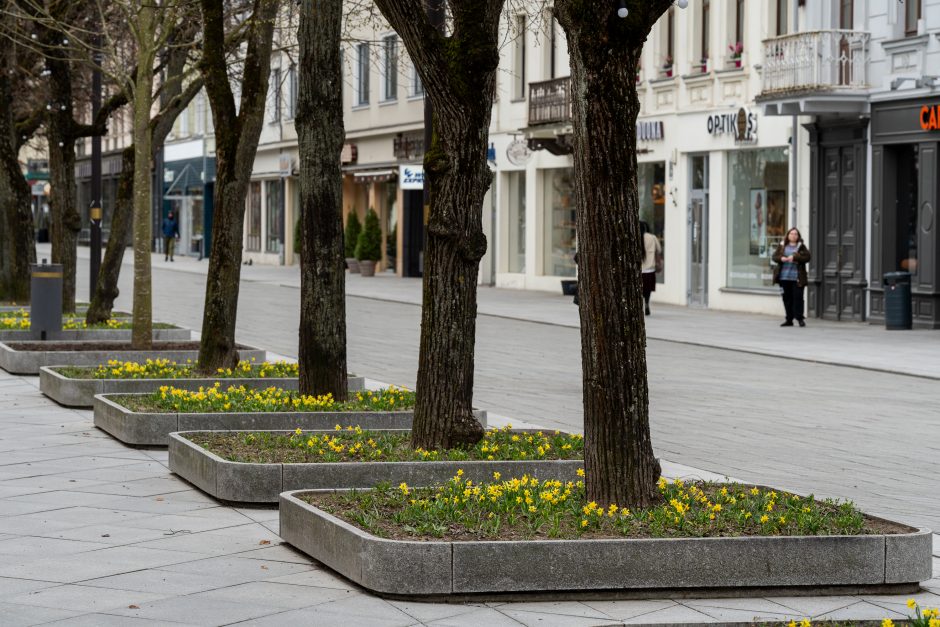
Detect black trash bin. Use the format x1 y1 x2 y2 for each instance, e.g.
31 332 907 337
30 259 63 340
883 271 912 330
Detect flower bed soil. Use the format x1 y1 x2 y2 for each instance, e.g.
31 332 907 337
279 489 933 597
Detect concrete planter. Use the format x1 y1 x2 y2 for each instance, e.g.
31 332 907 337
94 394 453 447
0 342 266 376
280 490 933 597
169 426 555 503
0 327 190 343
40 367 365 408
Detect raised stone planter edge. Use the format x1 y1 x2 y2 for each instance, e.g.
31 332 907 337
0 327 191 343
169 426 561 503
279 490 933 597
40 367 365 408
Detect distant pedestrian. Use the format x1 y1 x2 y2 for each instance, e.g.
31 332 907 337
640 221 662 316
162 211 180 262
772 227 811 327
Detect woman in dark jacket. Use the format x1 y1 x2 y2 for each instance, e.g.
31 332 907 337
772 227 811 327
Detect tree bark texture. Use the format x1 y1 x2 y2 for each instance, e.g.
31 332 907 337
196 0 278 372
296 0 347 399
554 0 673 508
85 147 133 324
40 24 80 313
0 44 35 302
374 0 503 449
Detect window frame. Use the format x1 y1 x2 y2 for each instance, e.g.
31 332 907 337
775 0 788 36
383 34 398 101
356 42 370 106
512 14 526 100
905 0 921 36
270 67 281 123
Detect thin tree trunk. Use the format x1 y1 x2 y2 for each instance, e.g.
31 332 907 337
130 5 157 350
0 44 35 301
554 0 672 508
296 0 347 399
197 0 277 373
374 0 502 449
85 146 133 325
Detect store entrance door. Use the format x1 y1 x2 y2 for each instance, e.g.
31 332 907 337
688 155 709 307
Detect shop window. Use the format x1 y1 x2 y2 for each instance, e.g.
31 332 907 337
543 168 575 277
265 180 284 253
905 0 921 36
638 162 666 283
726 148 789 289
512 14 526 100
246 181 261 252
383 35 398 101
507 171 526 273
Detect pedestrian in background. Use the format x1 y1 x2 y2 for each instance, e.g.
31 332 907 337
640 221 662 316
162 211 180 262
772 227 811 327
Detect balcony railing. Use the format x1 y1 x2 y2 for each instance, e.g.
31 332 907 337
528 77 572 126
759 30 870 96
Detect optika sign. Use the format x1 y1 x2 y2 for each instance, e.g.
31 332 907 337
920 104 940 131
707 108 758 143
637 120 664 141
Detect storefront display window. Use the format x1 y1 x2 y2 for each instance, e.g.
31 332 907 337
265 180 284 253
638 162 666 282
507 171 526 273
727 148 788 289
247 181 262 251
543 168 576 277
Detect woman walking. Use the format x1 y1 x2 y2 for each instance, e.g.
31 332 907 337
772 227 811 327
640 221 662 316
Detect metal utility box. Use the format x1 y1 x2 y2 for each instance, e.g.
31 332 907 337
30 260 63 340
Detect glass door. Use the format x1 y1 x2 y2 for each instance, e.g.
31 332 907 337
688 155 709 306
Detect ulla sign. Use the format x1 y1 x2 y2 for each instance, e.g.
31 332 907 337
399 165 424 190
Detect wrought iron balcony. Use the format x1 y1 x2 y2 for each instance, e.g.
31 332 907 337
758 30 870 98
528 77 572 126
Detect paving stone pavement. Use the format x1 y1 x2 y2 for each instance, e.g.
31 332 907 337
0 246 933 625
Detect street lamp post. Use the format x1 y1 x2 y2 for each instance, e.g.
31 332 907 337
89 36 102 300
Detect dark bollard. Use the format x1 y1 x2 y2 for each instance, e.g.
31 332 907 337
30 260 63 341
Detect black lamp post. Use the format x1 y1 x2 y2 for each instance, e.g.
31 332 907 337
89 35 102 300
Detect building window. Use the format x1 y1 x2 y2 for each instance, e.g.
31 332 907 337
412 64 424 97
383 35 398 100
840 0 853 29
512 14 526 100
357 43 370 105
726 148 789 289
699 0 710 72
270 68 281 123
287 66 297 119
543 168 576 277
734 0 744 47
905 0 921 36
775 0 787 36
246 181 261 252
507 171 526 273
265 180 284 253
638 162 666 283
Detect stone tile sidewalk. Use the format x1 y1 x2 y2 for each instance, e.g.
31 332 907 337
1 369 938 626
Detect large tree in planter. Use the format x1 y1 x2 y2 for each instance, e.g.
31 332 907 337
196 0 278 372
553 0 675 508
373 0 504 450
295 0 347 399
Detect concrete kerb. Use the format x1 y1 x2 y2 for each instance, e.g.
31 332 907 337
39 367 366 408
279 490 934 598
168 428 571 503
0 342 267 375
0 326 191 343
94 395 472 447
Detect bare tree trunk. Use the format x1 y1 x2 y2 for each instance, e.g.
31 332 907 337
129 5 158 349
554 0 672 508
374 0 502 449
296 0 347 399
197 0 277 373
0 45 35 301
85 147 133 324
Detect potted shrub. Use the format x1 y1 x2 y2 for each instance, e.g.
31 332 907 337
728 41 743 68
344 210 362 273
355 208 382 277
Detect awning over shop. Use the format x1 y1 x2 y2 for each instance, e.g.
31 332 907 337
352 169 397 184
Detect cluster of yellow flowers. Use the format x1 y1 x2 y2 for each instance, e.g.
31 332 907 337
0 310 31 329
87 358 296 380
1 310 133 330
